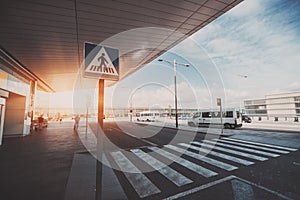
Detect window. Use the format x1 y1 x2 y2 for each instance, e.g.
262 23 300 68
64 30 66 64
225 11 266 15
193 112 201 118
246 110 267 114
212 111 220 118
236 111 240 118
245 105 266 109
225 111 233 118
202 112 211 118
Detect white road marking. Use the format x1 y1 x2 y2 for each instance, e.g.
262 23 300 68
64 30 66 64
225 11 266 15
231 179 254 200
191 141 268 161
130 149 193 187
204 140 280 158
111 127 158 147
164 175 293 200
148 147 218 178
163 175 236 200
222 137 298 151
215 139 290 154
110 151 160 198
165 144 238 171
179 143 254 166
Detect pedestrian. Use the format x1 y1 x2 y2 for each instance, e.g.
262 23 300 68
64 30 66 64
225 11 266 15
74 115 80 131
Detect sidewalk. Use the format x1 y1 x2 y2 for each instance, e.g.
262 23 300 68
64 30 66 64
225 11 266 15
108 117 234 136
108 117 300 133
0 122 86 200
242 120 300 132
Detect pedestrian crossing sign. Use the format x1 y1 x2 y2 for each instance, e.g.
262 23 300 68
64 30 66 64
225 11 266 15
84 42 119 80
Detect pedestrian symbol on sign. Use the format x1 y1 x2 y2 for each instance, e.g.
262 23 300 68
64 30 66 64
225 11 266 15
84 43 119 80
98 53 108 69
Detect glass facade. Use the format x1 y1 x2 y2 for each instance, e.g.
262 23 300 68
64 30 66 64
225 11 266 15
245 110 267 115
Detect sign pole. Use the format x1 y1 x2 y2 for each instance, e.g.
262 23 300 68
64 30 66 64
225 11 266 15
96 79 105 200
217 98 223 135
220 102 223 135
84 43 119 200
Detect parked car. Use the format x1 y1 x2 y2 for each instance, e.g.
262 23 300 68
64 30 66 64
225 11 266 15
242 115 252 123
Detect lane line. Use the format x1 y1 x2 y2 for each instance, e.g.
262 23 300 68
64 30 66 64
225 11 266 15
111 127 158 147
215 139 290 154
164 175 293 200
165 145 238 171
191 141 268 161
234 177 293 200
163 175 237 200
110 151 160 198
204 140 280 158
223 137 298 151
179 143 254 166
130 149 193 187
231 179 254 200
148 147 218 178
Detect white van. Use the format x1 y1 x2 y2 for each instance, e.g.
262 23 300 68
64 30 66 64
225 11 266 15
188 108 242 129
137 111 160 122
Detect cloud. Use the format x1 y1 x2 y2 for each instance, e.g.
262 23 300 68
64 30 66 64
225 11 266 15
206 38 243 56
106 0 300 109
229 0 263 17
286 82 300 91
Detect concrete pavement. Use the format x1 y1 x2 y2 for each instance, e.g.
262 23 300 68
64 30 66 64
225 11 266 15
0 122 86 200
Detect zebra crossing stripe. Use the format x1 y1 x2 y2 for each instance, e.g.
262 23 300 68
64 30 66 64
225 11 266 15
205 140 280 158
222 138 298 151
110 151 160 198
179 143 254 166
130 149 193 187
148 147 218 178
165 145 238 171
191 141 268 161
215 139 290 154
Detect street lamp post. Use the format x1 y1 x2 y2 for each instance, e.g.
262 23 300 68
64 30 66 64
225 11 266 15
129 87 142 122
236 74 248 111
158 59 189 128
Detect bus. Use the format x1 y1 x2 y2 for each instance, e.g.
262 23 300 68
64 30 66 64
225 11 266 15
137 111 160 122
187 108 242 129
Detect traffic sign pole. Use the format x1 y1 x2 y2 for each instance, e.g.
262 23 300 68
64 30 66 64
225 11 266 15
96 79 105 200
84 43 119 200
217 98 223 134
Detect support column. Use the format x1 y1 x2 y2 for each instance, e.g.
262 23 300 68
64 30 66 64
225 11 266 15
96 79 104 200
29 80 37 132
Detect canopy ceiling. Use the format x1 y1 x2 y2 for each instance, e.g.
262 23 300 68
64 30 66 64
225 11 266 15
0 0 243 92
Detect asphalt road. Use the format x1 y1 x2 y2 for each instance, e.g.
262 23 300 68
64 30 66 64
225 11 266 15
91 121 300 200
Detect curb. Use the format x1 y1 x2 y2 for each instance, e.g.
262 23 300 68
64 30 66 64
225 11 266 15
135 122 235 137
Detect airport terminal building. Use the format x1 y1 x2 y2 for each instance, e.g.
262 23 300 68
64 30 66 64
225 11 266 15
0 48 54 145
244 92 300 122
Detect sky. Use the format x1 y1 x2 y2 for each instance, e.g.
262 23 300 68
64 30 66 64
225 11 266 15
40 0 300 110
105 0 300 110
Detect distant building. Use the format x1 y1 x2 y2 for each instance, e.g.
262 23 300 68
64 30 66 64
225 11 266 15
244 92 300 122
